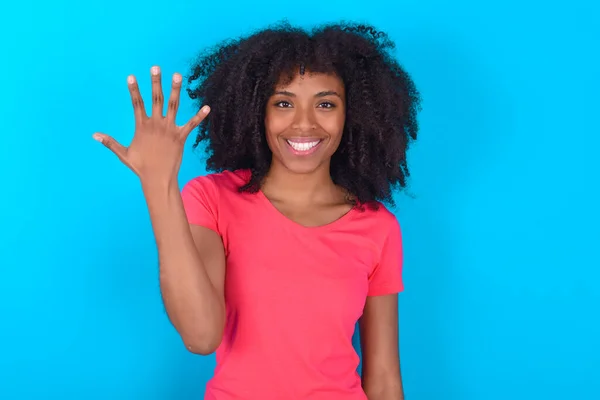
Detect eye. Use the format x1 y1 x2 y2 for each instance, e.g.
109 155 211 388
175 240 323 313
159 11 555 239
274 101 292 108
318 101 336 109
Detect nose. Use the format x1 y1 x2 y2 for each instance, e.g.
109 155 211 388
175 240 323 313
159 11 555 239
291 107 317 131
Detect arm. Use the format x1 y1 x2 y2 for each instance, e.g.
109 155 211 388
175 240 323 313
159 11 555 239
143 180 226 355
359 293 404 400
94 66 225 355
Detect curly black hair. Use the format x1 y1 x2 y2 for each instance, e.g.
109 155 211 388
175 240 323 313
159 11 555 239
186 21 421 207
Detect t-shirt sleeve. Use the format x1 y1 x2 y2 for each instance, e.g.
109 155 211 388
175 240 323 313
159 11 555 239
180 175 219 233
367 218 404 296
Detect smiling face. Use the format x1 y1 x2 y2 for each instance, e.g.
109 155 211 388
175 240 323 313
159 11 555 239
264 71 346 175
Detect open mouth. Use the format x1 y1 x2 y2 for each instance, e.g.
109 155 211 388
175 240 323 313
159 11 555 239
285 139 323 155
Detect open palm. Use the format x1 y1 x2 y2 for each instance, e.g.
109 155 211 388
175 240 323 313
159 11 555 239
93 66 210 183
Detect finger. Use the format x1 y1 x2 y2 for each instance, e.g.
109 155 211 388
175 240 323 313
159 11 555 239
93 133 127 161
165 73 182 125
150 66 164 118
128 75 147 123
181 105 210 138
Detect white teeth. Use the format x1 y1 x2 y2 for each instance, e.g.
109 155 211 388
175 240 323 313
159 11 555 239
287 140 320 152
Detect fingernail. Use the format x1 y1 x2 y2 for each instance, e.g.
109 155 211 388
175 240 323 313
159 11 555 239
127 75 135 84
92 134 103 143
202 105 211 114
173 74 182 83
151 66 160 75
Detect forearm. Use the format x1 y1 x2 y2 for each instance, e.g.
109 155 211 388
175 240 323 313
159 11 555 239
142 179 224 353
364 385 404 400
363 373 404 400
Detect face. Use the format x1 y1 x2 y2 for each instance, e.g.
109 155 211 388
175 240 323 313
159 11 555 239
264 71 346 175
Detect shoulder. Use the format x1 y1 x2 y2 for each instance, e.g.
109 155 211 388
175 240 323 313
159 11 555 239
355 201 401 236
181 169 251 215
181 169 252 230
183 169 251 198
347 201 403 257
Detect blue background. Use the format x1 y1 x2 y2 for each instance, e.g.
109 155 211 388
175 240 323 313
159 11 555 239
1 0 598 399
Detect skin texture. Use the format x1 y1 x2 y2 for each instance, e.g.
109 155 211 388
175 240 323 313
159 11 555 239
95 22 418 400
360 294 404 399
265 72 346 177
260 71 353 227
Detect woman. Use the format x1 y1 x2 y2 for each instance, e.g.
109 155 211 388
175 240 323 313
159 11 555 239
94 21 421 400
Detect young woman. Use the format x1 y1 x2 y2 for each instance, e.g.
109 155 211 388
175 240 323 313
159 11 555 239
94 22 421 400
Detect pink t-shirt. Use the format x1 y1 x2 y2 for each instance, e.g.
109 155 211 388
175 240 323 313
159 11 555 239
181 169 404 400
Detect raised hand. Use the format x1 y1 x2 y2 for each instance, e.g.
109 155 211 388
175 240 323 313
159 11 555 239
93 66 210 185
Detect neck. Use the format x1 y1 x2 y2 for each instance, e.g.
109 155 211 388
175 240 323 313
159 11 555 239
261 161 336 203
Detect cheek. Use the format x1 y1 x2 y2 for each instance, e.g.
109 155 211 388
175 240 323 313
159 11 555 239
265 116 288 151
322 115 345 143
265 113 291 137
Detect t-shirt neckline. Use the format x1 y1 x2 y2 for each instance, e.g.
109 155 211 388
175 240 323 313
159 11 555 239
255 188 358 231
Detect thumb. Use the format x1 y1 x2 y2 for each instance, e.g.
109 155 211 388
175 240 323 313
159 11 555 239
93 133 127 160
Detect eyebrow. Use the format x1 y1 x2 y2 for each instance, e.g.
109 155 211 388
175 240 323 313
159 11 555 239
274 90 342 99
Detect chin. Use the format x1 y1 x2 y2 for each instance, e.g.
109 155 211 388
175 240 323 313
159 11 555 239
284 160 324 175
272 155 327 175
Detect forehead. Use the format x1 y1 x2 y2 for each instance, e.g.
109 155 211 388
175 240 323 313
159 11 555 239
275 72 345 91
